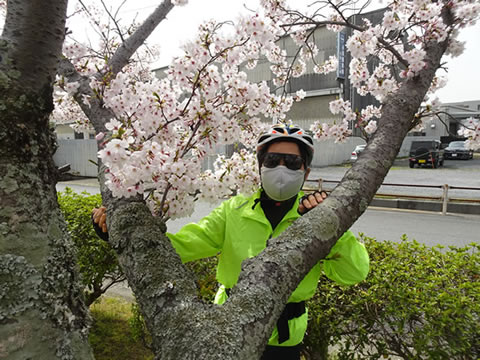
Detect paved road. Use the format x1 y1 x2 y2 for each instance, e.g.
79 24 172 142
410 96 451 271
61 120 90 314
350 207 480 248
56 180 100 195
166 200 480 248
308 157 480 200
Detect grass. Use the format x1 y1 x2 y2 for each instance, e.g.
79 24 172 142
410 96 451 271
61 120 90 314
87 297 383 359
89 296 153 360
88 297 324 359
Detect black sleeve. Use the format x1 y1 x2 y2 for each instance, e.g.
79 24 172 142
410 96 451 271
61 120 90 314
92 214 109 241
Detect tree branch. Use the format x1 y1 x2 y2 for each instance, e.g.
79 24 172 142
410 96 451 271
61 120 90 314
282 20 409 68
78 0 116 57
100 0 127 43
108 0 174 75
57 57 116 133
59 0 175 135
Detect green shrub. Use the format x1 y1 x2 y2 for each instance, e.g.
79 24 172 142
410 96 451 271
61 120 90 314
304 235 480 360
58 187 125 305
125 235 480 359
185 256 219 303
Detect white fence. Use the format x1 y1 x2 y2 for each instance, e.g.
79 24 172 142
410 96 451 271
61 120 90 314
53 139 98 177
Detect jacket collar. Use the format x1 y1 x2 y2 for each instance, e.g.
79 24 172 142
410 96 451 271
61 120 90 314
241 189 303 226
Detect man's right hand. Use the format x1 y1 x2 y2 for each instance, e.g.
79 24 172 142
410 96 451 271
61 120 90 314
92 206 108 233
298 191 328 215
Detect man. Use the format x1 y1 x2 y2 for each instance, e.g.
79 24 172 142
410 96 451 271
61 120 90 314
93 124 369 359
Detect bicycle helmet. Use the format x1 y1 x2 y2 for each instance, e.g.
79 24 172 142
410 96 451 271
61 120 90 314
257 124 314 166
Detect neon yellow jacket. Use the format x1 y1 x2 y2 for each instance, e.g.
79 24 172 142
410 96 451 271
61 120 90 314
167 190 369 346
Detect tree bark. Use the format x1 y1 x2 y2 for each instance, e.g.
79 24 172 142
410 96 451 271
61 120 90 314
0 1 94 358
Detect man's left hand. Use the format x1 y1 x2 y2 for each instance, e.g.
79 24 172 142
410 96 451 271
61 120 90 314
298 191 328 215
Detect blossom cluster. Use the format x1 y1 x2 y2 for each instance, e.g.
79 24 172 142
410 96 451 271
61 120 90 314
51 76 92 131
310 119 351 143
313 56 338 75
86 9 301 219
52 1 159 129
360 105 382 135
458 117 480 150
197 149 260 204
310 99 353 142
307 0 478 138
87 0 355 218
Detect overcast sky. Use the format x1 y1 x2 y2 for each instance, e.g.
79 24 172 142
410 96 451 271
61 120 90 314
68 0 480 104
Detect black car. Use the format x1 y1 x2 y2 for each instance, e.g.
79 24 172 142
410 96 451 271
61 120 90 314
444 141 474 160
409 140 444 168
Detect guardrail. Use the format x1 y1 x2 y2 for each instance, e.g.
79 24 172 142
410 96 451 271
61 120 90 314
305 178 480 215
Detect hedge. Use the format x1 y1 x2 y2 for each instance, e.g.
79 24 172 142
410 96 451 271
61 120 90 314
304 235 480 360
58 189 479 358
58 187 125 306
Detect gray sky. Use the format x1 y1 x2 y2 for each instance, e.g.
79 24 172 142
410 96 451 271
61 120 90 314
68 0 479 103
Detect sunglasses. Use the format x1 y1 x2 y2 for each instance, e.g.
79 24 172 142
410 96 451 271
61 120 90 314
263 152 304 170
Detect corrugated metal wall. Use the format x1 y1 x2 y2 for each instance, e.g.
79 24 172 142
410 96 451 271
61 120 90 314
311 137 365 167
53 139 98 177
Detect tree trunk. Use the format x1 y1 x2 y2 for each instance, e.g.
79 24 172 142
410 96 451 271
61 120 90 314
0 1 94 358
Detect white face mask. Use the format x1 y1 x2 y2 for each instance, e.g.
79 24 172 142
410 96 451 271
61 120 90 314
260 165 305 201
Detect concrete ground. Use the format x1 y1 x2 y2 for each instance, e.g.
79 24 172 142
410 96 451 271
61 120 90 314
306 155 480 214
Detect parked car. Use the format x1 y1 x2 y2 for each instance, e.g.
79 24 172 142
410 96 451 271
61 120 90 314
409 140 444 168
350 144 366 162
444 141 474 160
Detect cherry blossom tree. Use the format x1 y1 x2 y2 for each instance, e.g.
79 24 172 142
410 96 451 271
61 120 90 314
1 0 479 358
0 1 95 358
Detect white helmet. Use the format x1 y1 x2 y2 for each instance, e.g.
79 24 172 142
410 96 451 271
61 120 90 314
257 124 314 166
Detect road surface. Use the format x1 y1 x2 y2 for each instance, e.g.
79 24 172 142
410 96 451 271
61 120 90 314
165 200 480 248
308 157 480 200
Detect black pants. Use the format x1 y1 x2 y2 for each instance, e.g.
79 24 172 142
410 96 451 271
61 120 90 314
260 344 302 360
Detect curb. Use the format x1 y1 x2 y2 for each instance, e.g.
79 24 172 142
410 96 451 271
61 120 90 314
370 198 480 216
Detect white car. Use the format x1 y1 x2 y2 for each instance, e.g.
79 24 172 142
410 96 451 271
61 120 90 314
350 144 366 162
